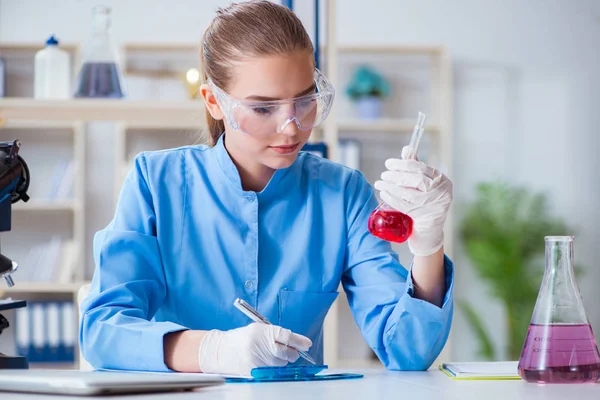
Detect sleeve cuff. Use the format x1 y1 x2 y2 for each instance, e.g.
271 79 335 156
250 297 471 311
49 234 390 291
377 255 454 370
392 254 454 320
141 322 189 372
382 254 454 342
403 254 454 311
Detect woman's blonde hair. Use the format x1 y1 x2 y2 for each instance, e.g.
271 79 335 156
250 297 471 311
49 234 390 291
200 0 314 146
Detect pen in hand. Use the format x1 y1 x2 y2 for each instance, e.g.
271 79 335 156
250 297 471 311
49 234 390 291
233 298 317 365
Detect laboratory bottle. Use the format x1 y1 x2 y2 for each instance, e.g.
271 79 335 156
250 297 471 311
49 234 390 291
34 35 71 99
368 112 426 244
0 56 6 97
518 236 600 383
74 5 125 98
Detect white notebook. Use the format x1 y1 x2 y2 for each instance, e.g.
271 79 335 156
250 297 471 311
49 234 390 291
439 361 520 380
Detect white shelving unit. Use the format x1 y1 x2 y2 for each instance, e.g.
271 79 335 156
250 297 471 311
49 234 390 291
0 120 87 284
0 98 203 125
0 43 87 369
0 119 87 369
0 282 88 295
12 199 81 212
0 24 452 369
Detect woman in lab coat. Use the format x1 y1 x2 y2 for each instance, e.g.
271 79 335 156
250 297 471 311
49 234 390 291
80 0 454 376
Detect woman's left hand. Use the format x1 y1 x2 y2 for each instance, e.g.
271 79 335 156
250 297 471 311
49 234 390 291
374 146 453 257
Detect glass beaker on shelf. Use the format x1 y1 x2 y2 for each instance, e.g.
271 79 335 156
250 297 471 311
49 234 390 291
74 5 125 98
518 236 600 383
367 112 426 244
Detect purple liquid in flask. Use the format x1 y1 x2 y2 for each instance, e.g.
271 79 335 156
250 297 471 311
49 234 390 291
74 62 123 98
74 6 125 98
518 236 600 383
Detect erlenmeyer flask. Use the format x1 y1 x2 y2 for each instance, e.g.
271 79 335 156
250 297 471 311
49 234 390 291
518 236 600 383
368 203 413 243
74 5 125 98
368 112 425 244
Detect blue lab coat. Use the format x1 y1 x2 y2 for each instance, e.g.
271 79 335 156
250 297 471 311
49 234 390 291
80 134 454 372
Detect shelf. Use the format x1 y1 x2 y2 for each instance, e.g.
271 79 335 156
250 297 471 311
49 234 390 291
12 200 80 212
0 120 77 130
123 120 206 130
0 43 79 52
337 44 445 55
338 119 440 133
123 43 198 52
0 99 205 126
121 43 444 56
0 281 89 295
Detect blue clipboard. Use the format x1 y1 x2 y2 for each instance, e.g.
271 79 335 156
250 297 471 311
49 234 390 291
225 365 364 383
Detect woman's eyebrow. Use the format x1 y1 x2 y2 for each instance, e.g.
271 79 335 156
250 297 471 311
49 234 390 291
245 83 316 101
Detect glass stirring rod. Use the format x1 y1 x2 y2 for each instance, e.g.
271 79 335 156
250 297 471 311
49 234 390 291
233 298 317 365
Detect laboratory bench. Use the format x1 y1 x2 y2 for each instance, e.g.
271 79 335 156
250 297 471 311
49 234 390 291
1 368 599 400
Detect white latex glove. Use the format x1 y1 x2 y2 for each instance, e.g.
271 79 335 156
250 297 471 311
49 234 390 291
198 323 312 376
374 146 453 256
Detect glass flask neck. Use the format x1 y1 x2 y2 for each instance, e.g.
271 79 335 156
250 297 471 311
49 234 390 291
91 6 111 34
545 236 575 275
529 235 589 325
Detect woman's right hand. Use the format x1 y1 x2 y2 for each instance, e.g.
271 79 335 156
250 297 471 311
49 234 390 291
198 323 312 376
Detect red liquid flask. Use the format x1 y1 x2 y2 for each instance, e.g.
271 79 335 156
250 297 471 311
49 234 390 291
367 112 426 244
518 236 600 383
368 203 413 243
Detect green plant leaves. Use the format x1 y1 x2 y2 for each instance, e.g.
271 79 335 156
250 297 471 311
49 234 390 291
457 300 495 360
346 65 391 99
458 181 573 359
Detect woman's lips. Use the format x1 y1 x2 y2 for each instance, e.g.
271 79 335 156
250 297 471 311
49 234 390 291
269 143 300 155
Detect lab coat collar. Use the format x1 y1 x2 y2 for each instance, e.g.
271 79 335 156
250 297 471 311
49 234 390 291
213 133 291 197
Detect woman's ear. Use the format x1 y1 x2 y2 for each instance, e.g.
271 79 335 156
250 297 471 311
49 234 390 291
200 84 224 120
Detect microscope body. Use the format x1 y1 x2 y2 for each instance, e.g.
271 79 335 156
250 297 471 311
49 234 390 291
0 139 31 369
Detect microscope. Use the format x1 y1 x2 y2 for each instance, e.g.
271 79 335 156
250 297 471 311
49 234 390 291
0 139 31 369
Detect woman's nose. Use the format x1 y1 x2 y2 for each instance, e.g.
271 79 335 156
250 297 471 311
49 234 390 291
278 116 301 136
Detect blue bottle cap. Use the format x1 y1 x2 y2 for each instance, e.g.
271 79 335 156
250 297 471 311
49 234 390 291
46 35 59 46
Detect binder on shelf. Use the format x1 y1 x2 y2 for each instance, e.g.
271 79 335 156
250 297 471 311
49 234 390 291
14 300 77 364
30 302 45 362
61 301 76 363
15 306 30 360
47 302 61 361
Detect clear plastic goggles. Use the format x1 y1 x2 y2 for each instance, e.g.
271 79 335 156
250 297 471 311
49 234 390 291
208 69 335 137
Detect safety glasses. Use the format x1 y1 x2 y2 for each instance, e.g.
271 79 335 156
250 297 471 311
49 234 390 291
208 69 335 138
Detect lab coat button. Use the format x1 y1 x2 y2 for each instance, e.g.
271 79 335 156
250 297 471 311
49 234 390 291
245 280 254 289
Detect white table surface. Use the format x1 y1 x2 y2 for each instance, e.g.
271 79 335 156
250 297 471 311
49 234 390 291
1 368 599 400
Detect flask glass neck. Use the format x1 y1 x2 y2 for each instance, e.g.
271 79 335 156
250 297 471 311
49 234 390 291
91 8 111 34
545 236 574 275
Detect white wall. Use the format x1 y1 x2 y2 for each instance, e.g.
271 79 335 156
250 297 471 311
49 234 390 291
336 0 600 361
2 0 600 362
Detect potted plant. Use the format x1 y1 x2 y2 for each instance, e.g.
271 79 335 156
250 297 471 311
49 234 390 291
459 182 574 360
346 65 390 119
